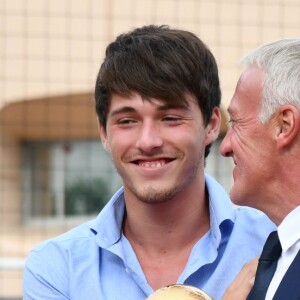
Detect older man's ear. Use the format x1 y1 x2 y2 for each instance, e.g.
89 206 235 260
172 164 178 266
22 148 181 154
274 105 300 149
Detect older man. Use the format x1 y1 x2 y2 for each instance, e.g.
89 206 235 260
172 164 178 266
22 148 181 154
221 38 300 300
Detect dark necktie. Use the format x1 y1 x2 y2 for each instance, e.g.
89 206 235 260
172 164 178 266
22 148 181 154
247 231 282 300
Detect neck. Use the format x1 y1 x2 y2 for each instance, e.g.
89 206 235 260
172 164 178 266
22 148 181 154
122 182 210 289
123 186 210 254
257 174 300 226
269 150 300 224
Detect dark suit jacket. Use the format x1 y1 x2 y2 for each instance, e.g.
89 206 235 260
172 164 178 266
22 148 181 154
273 250 300 300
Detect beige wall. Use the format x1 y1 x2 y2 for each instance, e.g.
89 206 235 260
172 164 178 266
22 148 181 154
2 0 299 109
1 0 300 297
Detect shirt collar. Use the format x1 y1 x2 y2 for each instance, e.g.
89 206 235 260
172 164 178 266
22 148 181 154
205 174 235 249
89 187 126 248
278 205 300 252
90 174 235 249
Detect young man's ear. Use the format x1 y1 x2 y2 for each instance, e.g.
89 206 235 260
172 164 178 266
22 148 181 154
275 105 300 148
98 123 111 153
205 107 221 145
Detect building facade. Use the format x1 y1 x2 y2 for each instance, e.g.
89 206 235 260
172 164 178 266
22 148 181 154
1 0 300 297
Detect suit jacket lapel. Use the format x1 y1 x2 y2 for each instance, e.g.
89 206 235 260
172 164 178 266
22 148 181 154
273 250 300 300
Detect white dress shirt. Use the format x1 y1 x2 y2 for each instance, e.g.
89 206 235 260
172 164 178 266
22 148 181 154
266 205 300 300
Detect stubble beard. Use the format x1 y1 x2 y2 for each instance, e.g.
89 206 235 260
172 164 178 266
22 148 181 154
131 185 179 204
112 147 204 205
125 154 203 205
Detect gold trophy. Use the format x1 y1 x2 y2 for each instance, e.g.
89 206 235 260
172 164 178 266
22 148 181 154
146 284 212 300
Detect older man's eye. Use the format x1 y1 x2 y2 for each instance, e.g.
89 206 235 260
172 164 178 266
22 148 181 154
228 118 235 126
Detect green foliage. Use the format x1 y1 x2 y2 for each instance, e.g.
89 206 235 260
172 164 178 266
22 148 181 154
64 177 110 215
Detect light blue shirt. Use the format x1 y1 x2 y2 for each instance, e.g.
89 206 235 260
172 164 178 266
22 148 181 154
23 175 275 300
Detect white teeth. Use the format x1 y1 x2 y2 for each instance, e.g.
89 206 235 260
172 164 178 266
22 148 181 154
140 160 166 168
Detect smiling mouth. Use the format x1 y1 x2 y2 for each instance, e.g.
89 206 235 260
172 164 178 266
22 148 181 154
133 158 174 168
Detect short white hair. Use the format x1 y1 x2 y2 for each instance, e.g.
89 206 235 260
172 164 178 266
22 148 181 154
241 38 300 123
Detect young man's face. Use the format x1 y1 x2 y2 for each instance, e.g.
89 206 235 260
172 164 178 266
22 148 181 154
100 92 220 204
220 67 277 208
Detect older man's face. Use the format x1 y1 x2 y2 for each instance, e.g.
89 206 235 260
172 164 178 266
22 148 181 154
220 67 277 210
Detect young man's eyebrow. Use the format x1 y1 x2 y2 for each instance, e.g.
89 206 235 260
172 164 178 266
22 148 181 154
109 103 189 117
109 106 136 117
157 103 189 111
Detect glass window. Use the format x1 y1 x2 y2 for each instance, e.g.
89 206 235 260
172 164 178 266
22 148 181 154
22 140 122 221
22 137 232 222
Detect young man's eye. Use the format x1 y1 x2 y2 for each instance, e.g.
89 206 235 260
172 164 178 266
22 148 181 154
118 118 136 125
162 116 183 123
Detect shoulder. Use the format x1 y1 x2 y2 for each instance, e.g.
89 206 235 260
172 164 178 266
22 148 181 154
39 220 93 247
235 205 274 224
26 219 97 268
233 206 276 239
221 207 276 264
23 221 92 297
24 219 99 295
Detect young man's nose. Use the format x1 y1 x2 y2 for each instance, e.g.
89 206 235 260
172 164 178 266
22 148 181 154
136 123 163 152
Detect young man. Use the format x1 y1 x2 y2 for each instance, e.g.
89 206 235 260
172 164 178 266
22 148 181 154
221 38 300 299
23 25 275 300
